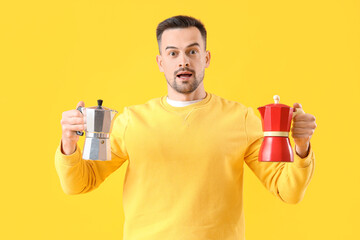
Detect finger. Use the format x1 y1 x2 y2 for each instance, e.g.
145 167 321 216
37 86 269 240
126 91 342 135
63 124 85 132
292 127 314 134
61 117 84 125
293 127 316 133
292 129 310 135
292 134 312 140
293 102 302 109
292 132 312 138
76 101 85 109
292 121 317 129
63 129 82 139
293 113 316 122
62 110 83 118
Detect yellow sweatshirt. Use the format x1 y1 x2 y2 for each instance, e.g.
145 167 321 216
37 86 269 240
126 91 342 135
55 92 315 240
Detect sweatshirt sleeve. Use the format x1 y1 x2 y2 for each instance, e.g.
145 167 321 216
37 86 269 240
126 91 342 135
54 107 130 195
243 107 315 204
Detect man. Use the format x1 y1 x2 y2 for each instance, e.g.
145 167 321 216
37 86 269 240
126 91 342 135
56 15 316 240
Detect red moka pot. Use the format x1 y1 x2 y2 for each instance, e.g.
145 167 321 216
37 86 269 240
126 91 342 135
257 95 304 162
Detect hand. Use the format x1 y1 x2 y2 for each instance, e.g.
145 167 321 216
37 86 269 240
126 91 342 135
291 103 317 158
60 101 86 155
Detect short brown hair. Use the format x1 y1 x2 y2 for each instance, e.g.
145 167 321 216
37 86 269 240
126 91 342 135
156 15 207 53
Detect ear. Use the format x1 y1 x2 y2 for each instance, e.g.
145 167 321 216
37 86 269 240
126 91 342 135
205 50 211 68
156 55 164 72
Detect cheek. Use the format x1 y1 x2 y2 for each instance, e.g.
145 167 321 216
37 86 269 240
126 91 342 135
199 55 206 65
163 66 175 77
164 62 177 73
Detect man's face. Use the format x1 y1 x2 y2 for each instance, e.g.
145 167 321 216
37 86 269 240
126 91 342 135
156 27 211 94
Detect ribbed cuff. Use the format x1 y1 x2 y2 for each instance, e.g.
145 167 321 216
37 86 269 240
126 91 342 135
293 142 314 168
55 139 82 166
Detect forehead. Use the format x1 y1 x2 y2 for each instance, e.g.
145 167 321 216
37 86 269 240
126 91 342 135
160 27 204 51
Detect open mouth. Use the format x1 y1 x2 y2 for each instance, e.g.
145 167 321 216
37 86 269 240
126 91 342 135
176 72 193 80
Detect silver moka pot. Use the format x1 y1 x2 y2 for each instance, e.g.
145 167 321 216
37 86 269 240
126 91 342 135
76 99 118 161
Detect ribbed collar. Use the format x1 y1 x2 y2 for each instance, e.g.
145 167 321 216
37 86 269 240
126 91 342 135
160 91 213 113
166 97 203 107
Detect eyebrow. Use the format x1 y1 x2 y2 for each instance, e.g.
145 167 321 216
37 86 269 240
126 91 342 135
165 42 201 51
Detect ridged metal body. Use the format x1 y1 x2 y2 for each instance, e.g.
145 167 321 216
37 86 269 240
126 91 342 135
80 106 117 161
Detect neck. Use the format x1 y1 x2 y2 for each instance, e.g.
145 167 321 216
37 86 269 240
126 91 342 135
167 83 206 101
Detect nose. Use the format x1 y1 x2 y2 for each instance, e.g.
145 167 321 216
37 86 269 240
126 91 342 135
179 62 189 67
178 54 190 68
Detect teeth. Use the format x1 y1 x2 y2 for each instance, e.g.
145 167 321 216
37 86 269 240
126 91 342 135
179 75 191 79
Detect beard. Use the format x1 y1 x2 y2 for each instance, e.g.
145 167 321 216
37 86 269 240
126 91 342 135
166 68 205 94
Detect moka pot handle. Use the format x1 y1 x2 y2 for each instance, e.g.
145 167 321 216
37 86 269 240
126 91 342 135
76 106 84 136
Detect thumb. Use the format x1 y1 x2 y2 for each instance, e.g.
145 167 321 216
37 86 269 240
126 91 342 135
76 101 85 109
293 102 302 110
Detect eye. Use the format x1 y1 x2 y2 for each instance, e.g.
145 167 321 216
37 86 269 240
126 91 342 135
169 51 176 56
190 49 198 54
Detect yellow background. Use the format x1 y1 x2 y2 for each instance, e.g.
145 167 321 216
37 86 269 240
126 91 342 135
1 0 359 239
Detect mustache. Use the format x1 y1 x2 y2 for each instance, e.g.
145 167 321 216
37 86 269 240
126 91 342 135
174 68 195 75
